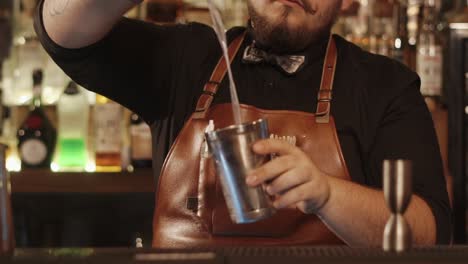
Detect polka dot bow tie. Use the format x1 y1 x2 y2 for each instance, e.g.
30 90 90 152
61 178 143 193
242 44 306 75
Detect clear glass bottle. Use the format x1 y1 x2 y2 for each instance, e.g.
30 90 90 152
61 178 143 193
56 81 89 171
93 94 122 172
416 0 444 104
2 0 68 106
17 69 57 169
6 0 47 105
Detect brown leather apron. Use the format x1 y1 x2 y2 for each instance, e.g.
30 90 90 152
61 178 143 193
152 32 351 248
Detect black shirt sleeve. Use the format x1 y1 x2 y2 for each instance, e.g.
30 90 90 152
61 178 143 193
332 39 451 244
332 40 452 244
33 0 216 125
367 72 452 244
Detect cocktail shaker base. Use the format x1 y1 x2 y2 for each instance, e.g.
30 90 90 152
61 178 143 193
231 207 277 224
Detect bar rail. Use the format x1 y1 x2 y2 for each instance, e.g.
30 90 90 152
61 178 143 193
2 246 468 264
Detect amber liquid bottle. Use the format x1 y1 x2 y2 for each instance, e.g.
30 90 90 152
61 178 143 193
129 113 152 169
93 95 122 172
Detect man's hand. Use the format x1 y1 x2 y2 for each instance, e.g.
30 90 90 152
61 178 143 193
245 139 436 246
246 139 331 214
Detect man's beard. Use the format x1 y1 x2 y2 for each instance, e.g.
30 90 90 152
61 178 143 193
247 2 339 54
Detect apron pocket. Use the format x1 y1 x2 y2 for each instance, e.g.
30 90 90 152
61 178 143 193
196 146 217 233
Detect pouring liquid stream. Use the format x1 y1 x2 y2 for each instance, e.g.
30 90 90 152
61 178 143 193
207 0 242 126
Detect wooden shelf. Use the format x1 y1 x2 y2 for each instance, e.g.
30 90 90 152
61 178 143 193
10 169 155 193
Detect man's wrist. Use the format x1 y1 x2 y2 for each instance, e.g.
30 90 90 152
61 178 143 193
315 176 336 217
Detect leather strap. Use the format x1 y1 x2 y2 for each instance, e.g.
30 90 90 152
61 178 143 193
193 33 338 123
193 32 247 119
315 35 337 124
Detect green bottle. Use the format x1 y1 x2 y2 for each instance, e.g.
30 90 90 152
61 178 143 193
56 81 89 171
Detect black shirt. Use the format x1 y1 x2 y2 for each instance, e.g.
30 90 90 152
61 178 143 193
34 1 451 244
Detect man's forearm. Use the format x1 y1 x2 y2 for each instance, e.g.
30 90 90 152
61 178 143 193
42 0 139 48
317 177 436 246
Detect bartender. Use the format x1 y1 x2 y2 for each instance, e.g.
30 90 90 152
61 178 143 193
34 0 450 247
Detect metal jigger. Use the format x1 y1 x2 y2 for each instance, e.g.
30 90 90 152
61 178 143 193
382 160 412 253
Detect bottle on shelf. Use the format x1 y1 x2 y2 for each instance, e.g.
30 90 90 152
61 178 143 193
55 81 89 171
337 0 371 51
0 85 19 173
371 0 394 57
17 69 57 169
0 143 14 255
1 107 21 172
2 0 68 105
416 0 444 109
393 1 411 66
406 0 424 71
93 94 122 172
129 113 152 171
5 0 48 105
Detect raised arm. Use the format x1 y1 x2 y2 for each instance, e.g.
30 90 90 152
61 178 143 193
42 0 140 48
35 0 202 124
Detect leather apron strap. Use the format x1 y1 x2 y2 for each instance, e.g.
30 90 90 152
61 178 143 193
193 32 247 119
193 32 338 124
315 34 338 124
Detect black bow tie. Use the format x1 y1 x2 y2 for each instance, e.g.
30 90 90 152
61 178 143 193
242 44 306 75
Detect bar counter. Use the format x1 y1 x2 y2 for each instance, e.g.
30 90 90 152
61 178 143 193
2 246 468 264
6 169 156 247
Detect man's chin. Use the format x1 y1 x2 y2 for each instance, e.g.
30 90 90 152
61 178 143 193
267 9 307 30
285 17 307 32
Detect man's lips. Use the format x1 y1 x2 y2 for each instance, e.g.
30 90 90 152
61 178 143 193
277 0 305 9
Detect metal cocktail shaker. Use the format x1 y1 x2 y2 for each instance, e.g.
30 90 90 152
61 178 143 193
205 119 276 224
